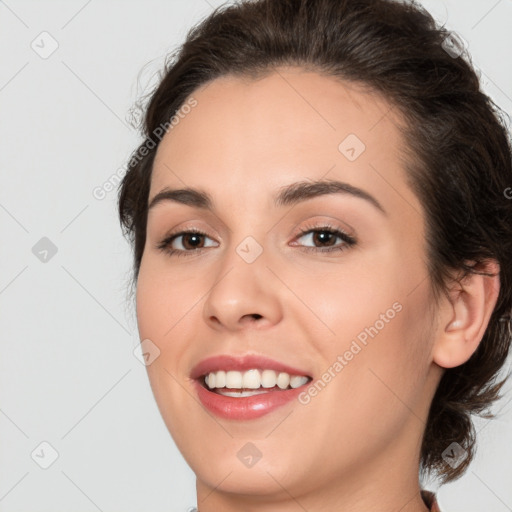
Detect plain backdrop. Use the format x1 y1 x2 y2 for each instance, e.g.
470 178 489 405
0 1 511 511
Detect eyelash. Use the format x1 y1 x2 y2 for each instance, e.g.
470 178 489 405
156 223 357 259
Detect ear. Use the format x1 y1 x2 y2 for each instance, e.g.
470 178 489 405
433 259 500 369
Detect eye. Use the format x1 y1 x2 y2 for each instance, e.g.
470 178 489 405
157 228 218 258
157 223 357 258
291 223 357 254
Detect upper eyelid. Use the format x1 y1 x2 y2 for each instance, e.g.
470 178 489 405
161 216 354 236
166 223 349 238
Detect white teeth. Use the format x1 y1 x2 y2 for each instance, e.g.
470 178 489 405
225 370 243 389
216 389 270 398
290 375 309 388
203 368 310 391
242 369 261 389
277 372 290 389
261 369 277 388
215 370 226 388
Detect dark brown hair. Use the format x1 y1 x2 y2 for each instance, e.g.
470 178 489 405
118 0 512 484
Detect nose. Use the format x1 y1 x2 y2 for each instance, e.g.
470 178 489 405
202 248 283 332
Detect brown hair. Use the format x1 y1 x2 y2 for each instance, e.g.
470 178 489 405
118 0 512 483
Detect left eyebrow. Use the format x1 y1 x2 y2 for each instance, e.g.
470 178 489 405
274 179 386 215
147 178 386 216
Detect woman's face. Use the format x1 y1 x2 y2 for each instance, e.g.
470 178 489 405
136 68 442 504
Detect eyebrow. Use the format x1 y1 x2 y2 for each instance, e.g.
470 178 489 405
147 179 386 216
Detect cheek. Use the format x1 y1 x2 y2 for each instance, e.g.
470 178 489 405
293 252 432 421
135 264 203 436
295 301 431 469
135 258 198 342
286 252 403 345
135 260 201 404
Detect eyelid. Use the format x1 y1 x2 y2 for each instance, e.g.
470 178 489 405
290 216 356 240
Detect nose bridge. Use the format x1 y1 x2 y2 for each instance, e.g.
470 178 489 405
202 229 282 330
217 196 271 270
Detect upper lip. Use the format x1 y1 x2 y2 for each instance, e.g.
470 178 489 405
190 354 313 380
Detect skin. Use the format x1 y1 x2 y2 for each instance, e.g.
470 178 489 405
135 66 500 511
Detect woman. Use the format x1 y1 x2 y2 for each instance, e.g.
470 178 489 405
118 0 512 510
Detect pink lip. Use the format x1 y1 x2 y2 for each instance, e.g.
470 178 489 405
192 380 308 420
190 354 312 421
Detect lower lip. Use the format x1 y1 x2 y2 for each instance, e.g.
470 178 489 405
193 379 307 420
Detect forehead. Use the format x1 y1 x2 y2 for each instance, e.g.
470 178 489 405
150 67 416 214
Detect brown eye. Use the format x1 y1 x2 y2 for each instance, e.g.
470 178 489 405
178 233 206 250
293 224 357 254
157 229 218 257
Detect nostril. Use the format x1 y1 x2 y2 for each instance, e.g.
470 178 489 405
241 313 263 322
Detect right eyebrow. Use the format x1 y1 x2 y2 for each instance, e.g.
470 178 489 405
148 187 213 211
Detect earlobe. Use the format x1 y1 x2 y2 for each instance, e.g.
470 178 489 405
432 260 500 369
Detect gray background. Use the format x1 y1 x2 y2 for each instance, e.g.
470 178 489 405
0 1 511 511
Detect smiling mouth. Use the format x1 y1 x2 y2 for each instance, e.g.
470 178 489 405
199 368 312 397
